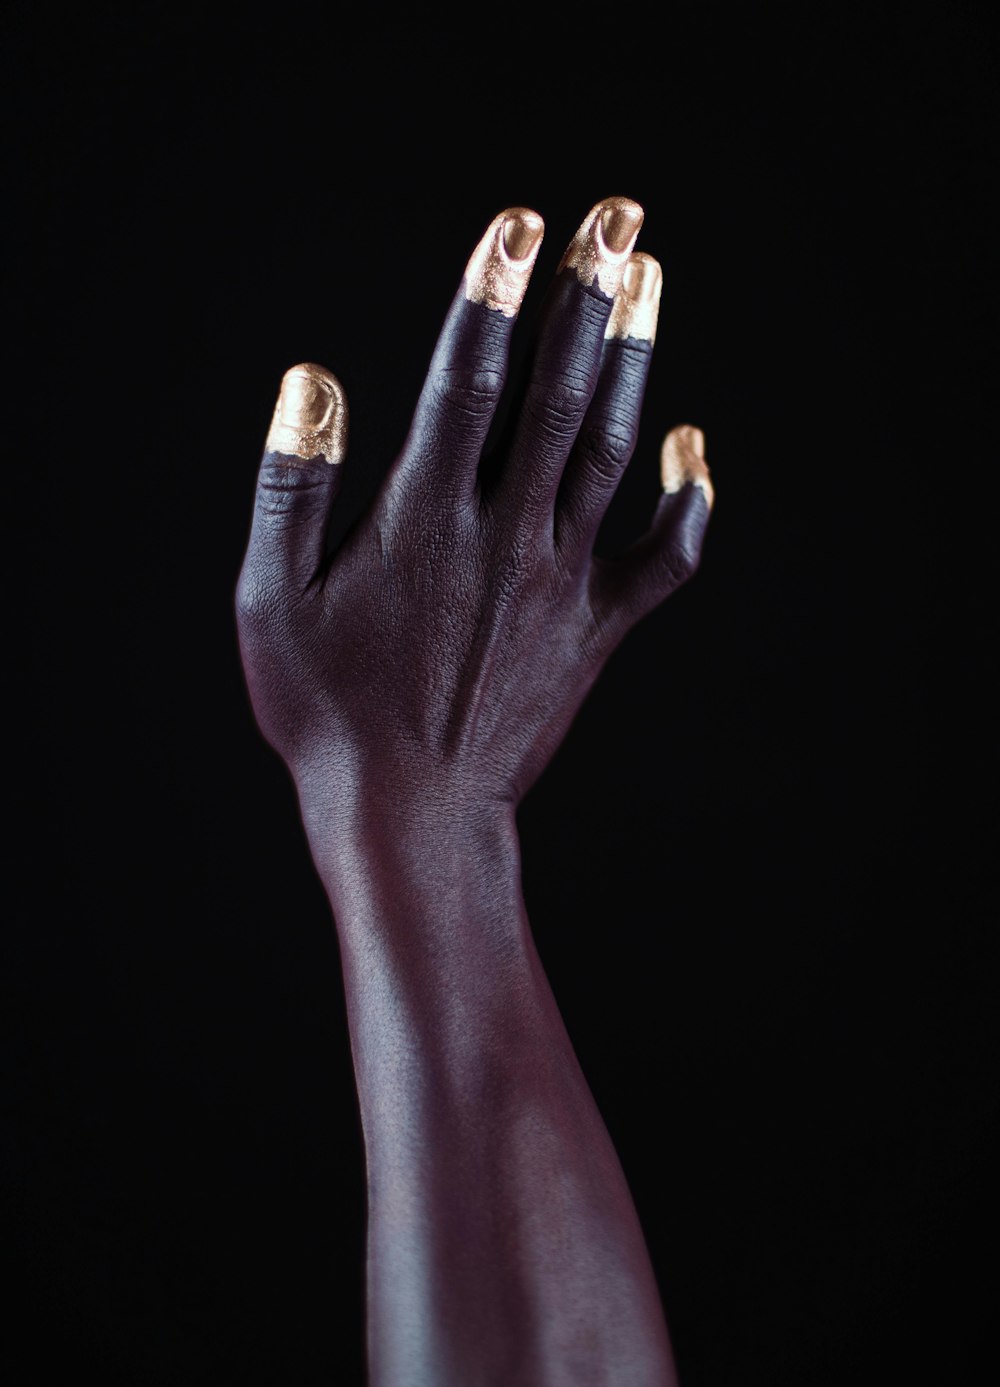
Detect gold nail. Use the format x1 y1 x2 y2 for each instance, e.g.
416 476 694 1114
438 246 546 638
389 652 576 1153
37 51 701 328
464 207 544 317
558 196 644 297
661 425 714 508
503 210 545 262
605 252 663 343
265 363 347 465
601 202 644 254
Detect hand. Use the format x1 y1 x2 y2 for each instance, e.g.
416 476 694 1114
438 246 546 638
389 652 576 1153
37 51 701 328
236 198 705 1384
236 196 714 822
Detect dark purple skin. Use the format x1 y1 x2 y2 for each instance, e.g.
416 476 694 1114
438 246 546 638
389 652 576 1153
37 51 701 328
236 251 711 1386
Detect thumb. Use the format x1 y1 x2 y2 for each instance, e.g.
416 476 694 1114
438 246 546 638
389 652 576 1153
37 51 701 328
239 362 348 604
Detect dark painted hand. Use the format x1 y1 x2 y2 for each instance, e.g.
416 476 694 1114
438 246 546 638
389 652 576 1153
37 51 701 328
236 197 713 817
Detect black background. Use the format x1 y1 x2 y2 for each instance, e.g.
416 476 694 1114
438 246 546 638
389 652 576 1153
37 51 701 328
3 5 995 1384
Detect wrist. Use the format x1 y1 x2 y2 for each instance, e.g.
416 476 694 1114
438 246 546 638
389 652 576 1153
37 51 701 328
297 772 515 861
294 767 524 941
292 746 513 833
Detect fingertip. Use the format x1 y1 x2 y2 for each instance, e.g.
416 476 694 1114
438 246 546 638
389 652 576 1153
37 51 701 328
464 207 545 318
599 197 645 254
501 207 545 262
558 196 645 298
661 424 713 509
605 252 663 344
265 362 348 465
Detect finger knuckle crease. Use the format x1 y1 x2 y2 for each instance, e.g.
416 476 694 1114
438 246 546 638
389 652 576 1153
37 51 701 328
526 380 592 436
618 338 654 369
664 541 700 585
434 367 505 418
257 467 329 509
583 424 634 480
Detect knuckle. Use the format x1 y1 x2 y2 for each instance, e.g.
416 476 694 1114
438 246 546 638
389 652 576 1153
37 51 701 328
433 365 506 420
580 416 636 482
256 457 330 514
525 373 593 439
617 337 654 374
662 538 701 587
234 564 279 631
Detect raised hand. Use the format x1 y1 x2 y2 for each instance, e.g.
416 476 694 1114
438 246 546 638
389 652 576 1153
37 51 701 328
236 197 712 821
236 197 713 1387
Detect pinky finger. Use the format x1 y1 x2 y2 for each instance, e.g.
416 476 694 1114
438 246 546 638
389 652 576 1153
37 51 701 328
591 424 714 640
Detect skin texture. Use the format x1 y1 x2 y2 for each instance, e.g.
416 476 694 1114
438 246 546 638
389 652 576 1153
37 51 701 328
236 199 712 1387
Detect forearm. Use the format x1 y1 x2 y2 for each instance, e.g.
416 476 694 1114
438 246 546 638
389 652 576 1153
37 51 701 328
301 791 676 1387
238 197 711 1385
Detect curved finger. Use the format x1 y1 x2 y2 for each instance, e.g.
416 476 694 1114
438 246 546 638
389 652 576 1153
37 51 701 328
497 196 644 527
555 253 662 557
392 207 544 502
590 425 714 642
237 363 347 611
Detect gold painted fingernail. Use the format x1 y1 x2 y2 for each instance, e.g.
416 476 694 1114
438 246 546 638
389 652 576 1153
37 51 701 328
502 210 545 262
605 252 663 343
265 363 347 465
464 207 545 317
558 196 644 297
601 202 644 254
661 425 714 508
